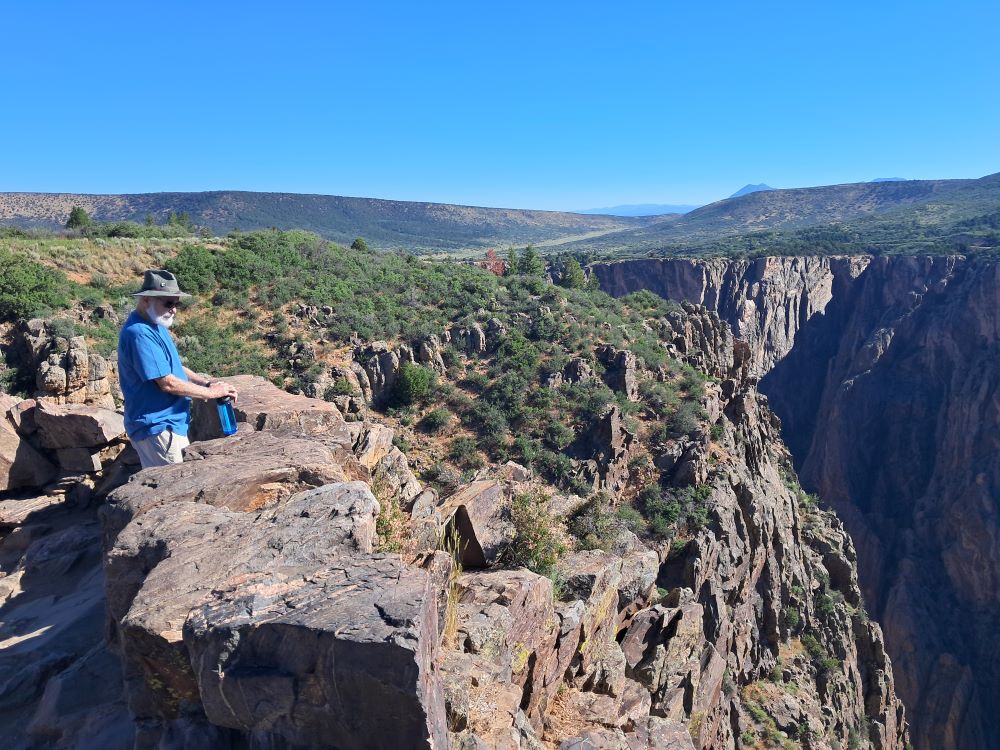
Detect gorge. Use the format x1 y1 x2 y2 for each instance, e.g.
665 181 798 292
592 254 1000 750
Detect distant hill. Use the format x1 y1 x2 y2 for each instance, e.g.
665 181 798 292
576 203 700 216
554 174 999 254
730 184 774 198
0 191 661 252
870 177 907 182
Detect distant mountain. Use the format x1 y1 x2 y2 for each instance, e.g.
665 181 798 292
0 191 661 251
552 174 1000 254
870 177 907 182
576 203 700 217
730 184 774 198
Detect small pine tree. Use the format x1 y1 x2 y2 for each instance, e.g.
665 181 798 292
65 206 91 229
559 257 586 288
506 246 519 274
518 245 544 276
351 237 369 252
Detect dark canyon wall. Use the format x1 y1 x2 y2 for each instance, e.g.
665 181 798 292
593 255 1000 750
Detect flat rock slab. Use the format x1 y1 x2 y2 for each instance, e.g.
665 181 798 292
33 401 125 450
0 494 70 528
106 480 445 749
101 429 365 546
189 374 344 441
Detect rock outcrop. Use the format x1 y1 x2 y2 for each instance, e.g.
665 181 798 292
594 254 997 750
14 319 118 407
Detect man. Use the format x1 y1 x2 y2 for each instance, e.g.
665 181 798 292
118 269 239 468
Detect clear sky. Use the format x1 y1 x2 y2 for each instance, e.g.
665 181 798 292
2 1 998 210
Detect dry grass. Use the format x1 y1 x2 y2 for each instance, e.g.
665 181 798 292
439 524 464 649
0 237 195 284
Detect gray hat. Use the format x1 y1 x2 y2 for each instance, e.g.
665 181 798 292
133 269 192 298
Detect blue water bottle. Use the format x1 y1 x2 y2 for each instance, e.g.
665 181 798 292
216 396 238 436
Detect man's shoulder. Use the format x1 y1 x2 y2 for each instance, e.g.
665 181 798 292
120 315 159 346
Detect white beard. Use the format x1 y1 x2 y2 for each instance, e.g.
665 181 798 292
153 312 175 328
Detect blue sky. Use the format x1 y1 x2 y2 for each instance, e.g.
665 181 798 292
2 1 998 210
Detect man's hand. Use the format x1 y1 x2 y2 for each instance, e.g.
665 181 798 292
206 381 239 403
155 374 239 402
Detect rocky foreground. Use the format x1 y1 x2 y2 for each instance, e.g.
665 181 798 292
1 302 908 749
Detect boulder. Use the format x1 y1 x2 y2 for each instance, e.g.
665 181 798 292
350 422 396 470
7 398 38 435
497 460 532 482
185 557 444 750
55 447 102 473
415 334 447 375
106 480 446 749
33 401 125 450
438 480 512 567
557 551 625 681
189 374 343 441
564 357 595 385
16 322 117 407
574 406 636 495
0 417 57 492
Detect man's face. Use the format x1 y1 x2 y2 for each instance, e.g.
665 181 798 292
146 297 180 328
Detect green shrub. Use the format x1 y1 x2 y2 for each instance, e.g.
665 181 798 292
668 401 704 436
567 494 621 551
394 362 434 406
215 246 266 290
448 436 483 469
503 492 566 577
65 206 92 229
165 244 217 294
420 407 452 433
616 504 645 533
783 605 801 630
327 377 356 397
0 250 70 321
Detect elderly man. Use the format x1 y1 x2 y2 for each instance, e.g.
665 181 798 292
118 269 239 468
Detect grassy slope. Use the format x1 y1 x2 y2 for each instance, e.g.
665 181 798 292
0 191 663 252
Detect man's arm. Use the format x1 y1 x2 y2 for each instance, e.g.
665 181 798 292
156 374 238 401
182 366 211 387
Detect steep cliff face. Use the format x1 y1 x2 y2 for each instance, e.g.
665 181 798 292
593 254 1000 750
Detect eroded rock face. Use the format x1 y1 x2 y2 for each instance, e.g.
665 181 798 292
592 256 870 378
101 427 365 544
574 405 637 495
596 345 638 401
593 254 989 750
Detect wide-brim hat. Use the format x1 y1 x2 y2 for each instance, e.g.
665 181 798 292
133 269 192 298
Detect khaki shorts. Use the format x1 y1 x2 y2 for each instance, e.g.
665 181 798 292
132 429 190 469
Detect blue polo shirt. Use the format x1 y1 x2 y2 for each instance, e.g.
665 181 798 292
118 310 191 441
